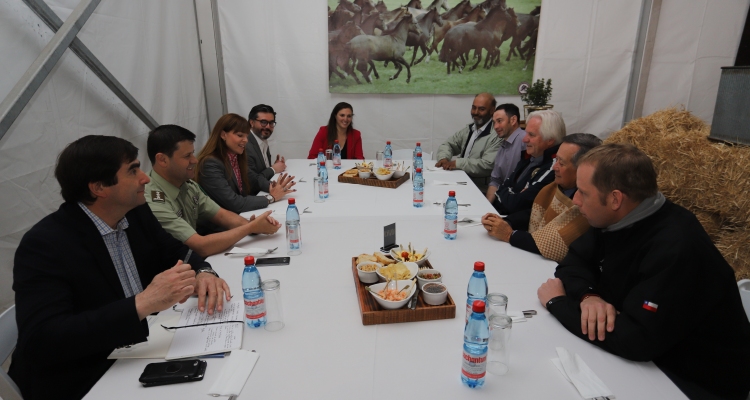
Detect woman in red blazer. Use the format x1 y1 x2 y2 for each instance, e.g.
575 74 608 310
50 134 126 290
307 102 364 159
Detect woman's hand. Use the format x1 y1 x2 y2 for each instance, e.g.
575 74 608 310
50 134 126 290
268 173 297 201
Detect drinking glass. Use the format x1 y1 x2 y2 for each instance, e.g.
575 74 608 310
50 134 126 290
325 149 333 168
488 314 512 375
313 177 325 203
487 293 508 318
375 151 384 168
261 279 284 331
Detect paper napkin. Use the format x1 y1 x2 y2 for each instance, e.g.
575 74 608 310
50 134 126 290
552 347 615 399
506 311 527 323
224 247 270 256
208 349 260 397
431 180 462 185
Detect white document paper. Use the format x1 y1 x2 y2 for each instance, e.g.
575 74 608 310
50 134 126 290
165 299 244 360
107 313 179 359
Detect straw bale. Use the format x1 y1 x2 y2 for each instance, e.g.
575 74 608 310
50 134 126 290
605 107 750 280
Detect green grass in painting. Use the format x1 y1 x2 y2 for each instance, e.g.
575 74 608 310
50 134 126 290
327 0 540 94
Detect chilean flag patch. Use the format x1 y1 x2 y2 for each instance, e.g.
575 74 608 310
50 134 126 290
642 301 659 312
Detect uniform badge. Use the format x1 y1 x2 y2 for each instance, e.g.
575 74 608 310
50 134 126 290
642 301 658 312
151 190 165 203
176 209 184 218
193 195 199 205
530 167 540 178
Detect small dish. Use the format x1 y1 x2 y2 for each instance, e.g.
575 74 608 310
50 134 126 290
376 261 418 282
358 169 372 179
356 261 381 284
421 282 448 305
367 280 417 310
392 170 405 179
374 169 394 181
390 247 430 267
416 269 442 289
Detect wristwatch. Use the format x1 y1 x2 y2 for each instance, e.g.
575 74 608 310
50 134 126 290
196 267 219 278
265 194 275 204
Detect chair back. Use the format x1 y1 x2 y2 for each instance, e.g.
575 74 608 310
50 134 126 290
0 305 22 399
739 280 750 323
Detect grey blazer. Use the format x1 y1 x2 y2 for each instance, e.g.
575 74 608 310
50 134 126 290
245 135 274 192
198 156 268 214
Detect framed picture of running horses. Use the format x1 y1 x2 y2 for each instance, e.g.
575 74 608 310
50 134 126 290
328 0 541 94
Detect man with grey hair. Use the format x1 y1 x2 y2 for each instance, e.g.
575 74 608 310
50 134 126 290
490 109 566 215
435 92 502 190
482 133 601 262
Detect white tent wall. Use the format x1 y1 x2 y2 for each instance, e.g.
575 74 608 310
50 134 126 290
642 0 750 122
0 0 208 310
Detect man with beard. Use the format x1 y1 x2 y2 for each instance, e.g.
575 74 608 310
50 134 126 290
246 104 287 192
435 93 502 190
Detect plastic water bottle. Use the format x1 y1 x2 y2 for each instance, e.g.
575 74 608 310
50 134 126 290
444 190 458 240
242 256 266 328
318 161 329 199
333 140 342 169
286 198 302 255
413 142 422 169
413 168 424 208
415 152 424 173
461 300 489 388
317 148 325 173
466 261 488 323
384 141 393 168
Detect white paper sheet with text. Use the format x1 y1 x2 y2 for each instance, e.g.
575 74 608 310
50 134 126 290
165 299 244 360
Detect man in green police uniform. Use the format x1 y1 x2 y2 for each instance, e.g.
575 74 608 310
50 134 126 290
145 125 281 257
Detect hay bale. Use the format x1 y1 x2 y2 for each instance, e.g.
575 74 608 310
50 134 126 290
606 107 750 280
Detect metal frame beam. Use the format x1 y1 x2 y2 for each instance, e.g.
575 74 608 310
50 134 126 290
0 0 102 141
622 0 662 126
21 0 159 131
194 0 228 132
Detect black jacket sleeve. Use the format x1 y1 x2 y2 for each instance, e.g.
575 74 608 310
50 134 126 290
198 157 269 214
508 230 540 255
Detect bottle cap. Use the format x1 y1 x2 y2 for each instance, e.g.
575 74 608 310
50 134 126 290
244 256 255 265
320 161 325 166
417 152 422 157
319 148 324 152
449 190 456 197
416 168 422 173
335 139 339 143
474 261 485 271
416 142 421 146
387 141 391 144
288 198 296 204
472 300 485 313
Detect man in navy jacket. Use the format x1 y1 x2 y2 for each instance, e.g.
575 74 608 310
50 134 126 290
10 135 231 399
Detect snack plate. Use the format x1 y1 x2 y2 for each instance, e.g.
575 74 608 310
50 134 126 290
352 257 455 325
339 171 410 189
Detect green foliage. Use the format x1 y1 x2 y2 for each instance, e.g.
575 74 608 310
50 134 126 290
521 78 551 106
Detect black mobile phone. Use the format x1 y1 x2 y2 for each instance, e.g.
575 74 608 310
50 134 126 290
255 257 291 266
139 360 207 387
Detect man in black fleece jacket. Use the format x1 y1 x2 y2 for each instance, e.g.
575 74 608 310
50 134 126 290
537 143 750 400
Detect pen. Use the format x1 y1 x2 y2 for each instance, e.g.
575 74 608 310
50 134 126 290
183 249 193 264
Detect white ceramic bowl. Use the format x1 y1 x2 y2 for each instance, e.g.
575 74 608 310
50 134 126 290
358 170 372 179
374 170 394 181
376 261 418 282
356 261 381 284
421 282 448 305
416 269 442 289
392 170 405 178
390 247 430 267
367 280 417 310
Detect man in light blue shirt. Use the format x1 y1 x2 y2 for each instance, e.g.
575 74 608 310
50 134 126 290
486 104 526 204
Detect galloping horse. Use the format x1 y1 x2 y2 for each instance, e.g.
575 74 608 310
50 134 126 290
439 5 512 74
428 3 485 56
329 9 356 31
439 0 472 22
506 13 538 61
359 11 385 35
329 21 365 80
374 0 388 13
405 7 444 65
347 15 418 84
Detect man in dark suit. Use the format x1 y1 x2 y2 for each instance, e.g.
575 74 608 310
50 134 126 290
10 136 231 399
245 104 287 192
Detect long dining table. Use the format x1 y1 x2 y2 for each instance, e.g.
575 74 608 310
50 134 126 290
85 159 686 399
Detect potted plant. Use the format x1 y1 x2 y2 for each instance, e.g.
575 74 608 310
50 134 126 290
521 78 553 120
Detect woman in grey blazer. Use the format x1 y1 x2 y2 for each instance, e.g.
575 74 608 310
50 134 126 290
196 113 295 213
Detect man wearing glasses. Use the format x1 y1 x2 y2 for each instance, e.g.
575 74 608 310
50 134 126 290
246 104 287 192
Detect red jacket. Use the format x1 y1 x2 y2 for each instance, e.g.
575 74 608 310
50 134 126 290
307 126 364 159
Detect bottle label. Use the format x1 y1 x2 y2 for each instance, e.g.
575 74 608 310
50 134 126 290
245 297 266 320
413 189 423 203
461 349 487 380
333 156 341 166
444 218 457 234
384 158 392 168
323 182 329 195
318 181 325 197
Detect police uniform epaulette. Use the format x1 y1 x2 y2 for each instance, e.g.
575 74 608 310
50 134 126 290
150 190 166 203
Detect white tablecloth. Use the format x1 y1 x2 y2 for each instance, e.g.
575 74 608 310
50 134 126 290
85 160 686 399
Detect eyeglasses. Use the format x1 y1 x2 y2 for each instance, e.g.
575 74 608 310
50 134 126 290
254 119 277 127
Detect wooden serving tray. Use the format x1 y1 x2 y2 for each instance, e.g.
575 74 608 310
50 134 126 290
352 257 456 326
338 172 410 189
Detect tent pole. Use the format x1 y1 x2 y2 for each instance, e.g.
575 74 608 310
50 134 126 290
194 0 228 132
622 0 662 127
